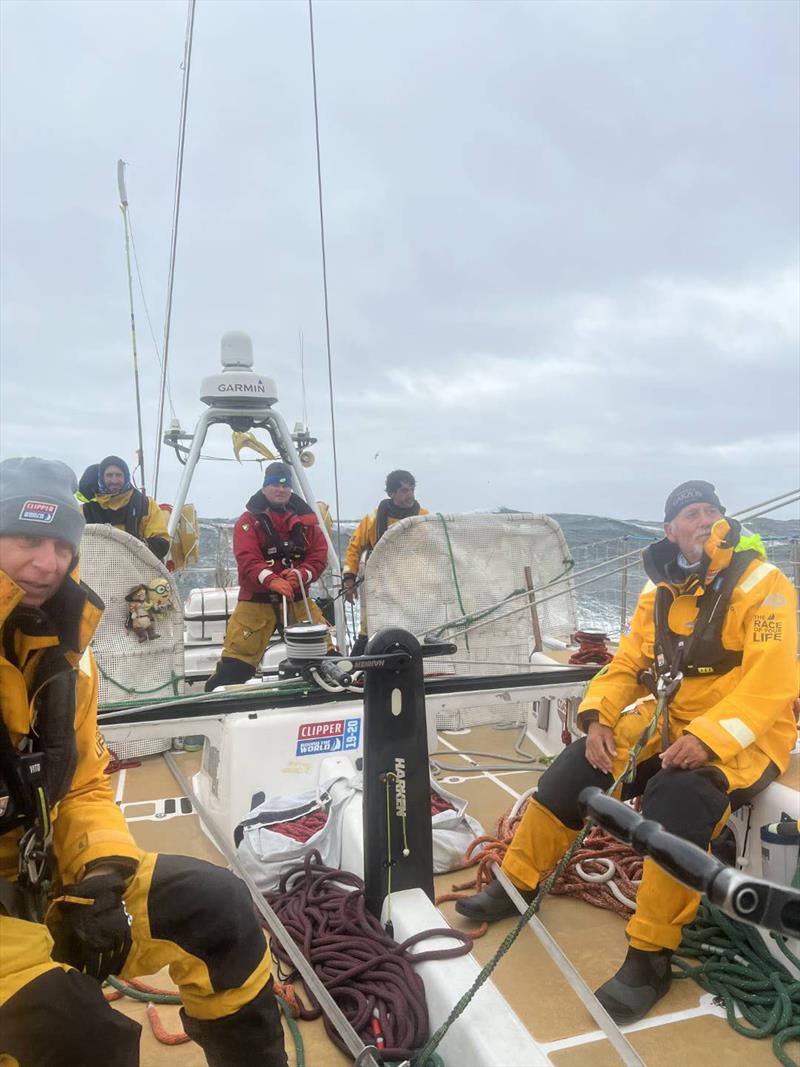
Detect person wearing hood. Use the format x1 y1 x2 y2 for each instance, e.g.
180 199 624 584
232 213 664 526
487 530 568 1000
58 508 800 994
204 462 331 691
342 470 428 656
80 456 170 562
0 458 287 1067
455 480 797 1025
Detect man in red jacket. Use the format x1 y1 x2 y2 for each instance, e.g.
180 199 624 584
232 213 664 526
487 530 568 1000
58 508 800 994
205 462 331 690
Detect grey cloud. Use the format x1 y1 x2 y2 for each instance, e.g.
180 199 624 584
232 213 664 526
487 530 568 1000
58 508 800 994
1 0 798 526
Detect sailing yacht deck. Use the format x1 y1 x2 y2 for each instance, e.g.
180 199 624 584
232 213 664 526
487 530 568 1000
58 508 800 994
109 726 799 1067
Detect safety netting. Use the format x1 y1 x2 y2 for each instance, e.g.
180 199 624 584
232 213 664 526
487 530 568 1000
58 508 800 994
365 514 578 729
80 526 185 709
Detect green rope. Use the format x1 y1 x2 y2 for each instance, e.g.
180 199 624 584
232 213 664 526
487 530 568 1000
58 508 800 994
98 678 314 712
414 689 670 1065
96 662 183 697
426 558 575 643
675 902 800 1067
106 978 306 1064
106 975 180 1004
277 996 306 1067
436 513 470 651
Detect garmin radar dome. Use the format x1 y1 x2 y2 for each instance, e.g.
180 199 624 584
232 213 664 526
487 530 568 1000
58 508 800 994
200 331 278 409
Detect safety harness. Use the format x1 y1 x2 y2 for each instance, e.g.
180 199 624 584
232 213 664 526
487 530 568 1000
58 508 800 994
253 513 307 566
249 493 312 568
649 547 761 679
638 521 760 752
0 715 53 920
0 606 83 921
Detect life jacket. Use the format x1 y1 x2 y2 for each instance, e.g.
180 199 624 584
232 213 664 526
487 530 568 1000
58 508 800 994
645 537 761 679
249 492 312 568
0 601 85 919
83 487 148 539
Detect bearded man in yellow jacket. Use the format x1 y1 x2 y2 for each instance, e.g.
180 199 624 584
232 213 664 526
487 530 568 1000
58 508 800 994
342 470 428 655
456 480 797 1024
80 455 170 562
0 458 286 1067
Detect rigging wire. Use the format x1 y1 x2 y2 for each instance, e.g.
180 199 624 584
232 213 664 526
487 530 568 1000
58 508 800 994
421 489 799 645
307 0 342 555
299 329 308 430
421 546 641 640
127 207 176 421
732 490 800 524
731 488 800 519
117 161 148 495
153 0 196 499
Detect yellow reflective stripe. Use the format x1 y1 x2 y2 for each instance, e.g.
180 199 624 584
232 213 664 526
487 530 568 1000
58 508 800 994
642 580 656 593
739 562 775 594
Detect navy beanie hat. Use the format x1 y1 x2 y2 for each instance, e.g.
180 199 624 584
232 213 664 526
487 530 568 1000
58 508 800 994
664 480 725 523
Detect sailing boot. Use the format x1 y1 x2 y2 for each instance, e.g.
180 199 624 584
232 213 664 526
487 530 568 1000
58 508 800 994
204 656 256 692
594 946 672 1024
181 979 289 1067
350 633 368 657
455 878 537 922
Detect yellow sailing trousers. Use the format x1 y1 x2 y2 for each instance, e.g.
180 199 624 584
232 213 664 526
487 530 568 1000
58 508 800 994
222 598 331 667
502 704 775 951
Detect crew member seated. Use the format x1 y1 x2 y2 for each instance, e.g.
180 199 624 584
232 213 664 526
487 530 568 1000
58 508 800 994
0 457 287 1066
80 455 170 561
342 469 428 656
455 480 797 1024
204 461 331 691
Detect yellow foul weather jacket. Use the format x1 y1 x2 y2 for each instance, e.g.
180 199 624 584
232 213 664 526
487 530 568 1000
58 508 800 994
343 504 429 577
84 489 168 540
0 569 140 884
578 526 797 775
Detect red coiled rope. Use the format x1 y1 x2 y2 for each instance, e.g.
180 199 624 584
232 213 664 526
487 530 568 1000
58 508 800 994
439 798 641 932
264 850 473 1061
568 630 614 666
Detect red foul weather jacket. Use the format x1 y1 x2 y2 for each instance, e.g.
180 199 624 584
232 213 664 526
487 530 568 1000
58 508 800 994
233 491 329 602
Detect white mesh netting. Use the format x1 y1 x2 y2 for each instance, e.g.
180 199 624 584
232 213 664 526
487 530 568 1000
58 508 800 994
80 526 185 708
365 513 578 729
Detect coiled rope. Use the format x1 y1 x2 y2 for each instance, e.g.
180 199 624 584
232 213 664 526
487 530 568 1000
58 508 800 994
568 631 615 667
675 902 800 1067
438 796 642 924
443 799 799 1066
265 850 471 1063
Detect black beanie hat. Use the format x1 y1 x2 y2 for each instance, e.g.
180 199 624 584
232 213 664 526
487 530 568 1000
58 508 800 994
664 480 725 523
0 457 85 552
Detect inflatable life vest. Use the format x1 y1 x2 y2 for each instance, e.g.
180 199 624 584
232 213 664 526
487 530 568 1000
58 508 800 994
652 549 761 679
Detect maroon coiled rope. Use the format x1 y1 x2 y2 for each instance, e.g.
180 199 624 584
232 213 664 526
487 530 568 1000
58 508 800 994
264 850 473 1060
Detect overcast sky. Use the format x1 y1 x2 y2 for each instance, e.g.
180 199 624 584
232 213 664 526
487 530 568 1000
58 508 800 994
1 0 798 522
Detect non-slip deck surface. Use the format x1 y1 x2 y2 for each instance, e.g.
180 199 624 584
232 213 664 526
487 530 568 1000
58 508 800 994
109 725 798 1066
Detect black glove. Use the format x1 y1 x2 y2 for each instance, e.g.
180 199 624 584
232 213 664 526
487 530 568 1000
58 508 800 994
49 871 133 981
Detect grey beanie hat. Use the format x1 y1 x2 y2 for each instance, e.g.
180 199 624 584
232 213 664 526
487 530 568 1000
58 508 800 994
0 457 85 553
